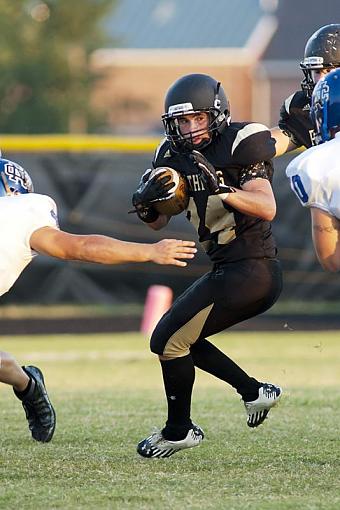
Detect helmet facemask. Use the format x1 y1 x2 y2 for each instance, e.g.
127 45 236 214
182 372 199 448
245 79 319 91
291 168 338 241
300 57 335 97
163 108 228 152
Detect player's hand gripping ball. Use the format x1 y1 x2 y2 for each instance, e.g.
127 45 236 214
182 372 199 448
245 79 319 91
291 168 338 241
150 167 189 216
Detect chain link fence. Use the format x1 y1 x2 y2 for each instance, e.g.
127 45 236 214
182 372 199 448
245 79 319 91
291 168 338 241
1 142 336 307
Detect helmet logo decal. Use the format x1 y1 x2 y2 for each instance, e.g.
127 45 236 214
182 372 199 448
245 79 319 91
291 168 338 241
310 69 340 144
303 56 324 67
214 82 221 110
0 158 34 196
314 81 330 102
326 34 338 54
168 103 194 115
4 162 31 191
214 98 221 109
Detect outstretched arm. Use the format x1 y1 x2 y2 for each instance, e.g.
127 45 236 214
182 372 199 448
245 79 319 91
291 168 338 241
310 207 340 272
30 227 196 267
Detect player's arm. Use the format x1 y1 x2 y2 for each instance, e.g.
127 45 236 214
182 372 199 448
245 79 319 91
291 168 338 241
224 178 276 221
271 92 311 157
310 207 340 272
29 227 196 267
270 126 299 157
191 151 276 221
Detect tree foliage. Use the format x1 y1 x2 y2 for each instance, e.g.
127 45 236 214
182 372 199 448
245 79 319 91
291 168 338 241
0 0 117 133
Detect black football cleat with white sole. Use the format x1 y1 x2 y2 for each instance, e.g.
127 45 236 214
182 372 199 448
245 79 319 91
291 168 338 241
137 424 204 458
244 383 282 428
14 365 56 443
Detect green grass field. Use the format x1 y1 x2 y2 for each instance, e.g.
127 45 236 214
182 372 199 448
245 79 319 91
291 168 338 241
1 331 340 510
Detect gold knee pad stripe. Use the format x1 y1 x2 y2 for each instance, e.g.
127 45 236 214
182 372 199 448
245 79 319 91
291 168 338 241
163 304 213 358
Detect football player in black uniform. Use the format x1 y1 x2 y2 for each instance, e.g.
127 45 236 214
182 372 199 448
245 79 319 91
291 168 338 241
272 24 340 156
132 73 283 458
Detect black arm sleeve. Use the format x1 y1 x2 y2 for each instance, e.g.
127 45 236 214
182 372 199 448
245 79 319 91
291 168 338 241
278 92 314 149
239 161 273 187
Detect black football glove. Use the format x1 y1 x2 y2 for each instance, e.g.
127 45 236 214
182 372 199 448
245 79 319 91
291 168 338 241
190 150 236 195
131 170 175 223
132 172 175 208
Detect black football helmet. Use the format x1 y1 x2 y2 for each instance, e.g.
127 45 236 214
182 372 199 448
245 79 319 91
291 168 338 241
162 73 230 152
300 24 340 97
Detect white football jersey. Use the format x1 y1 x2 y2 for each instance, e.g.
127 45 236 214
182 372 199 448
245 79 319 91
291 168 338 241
286 132 340 219
0 193 59 297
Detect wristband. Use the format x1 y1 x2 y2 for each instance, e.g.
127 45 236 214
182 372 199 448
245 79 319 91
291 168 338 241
218 192 229 201
218 186 236 201
136 206 160 223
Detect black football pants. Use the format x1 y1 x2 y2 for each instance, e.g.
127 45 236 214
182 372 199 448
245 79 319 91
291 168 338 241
150 257 282 358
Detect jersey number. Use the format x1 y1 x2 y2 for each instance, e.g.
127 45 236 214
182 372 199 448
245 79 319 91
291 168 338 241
291 175 308 203
187 196 236 247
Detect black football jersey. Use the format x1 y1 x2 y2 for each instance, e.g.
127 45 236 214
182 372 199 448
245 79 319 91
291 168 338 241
152 122 277 263
278 91 315 148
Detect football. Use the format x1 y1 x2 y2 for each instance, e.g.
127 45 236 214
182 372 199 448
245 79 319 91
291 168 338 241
150 167 189 216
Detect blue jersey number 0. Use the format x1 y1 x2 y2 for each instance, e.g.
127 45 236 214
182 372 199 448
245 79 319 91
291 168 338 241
291 175 309 203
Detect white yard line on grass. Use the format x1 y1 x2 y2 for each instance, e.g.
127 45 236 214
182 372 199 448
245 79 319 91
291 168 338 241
18 350 153 362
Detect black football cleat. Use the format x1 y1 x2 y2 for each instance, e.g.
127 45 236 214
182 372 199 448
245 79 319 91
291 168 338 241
14 366 56 443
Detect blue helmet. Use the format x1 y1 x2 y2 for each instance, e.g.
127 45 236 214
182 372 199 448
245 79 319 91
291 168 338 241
0 158 34 197
310 68 340 144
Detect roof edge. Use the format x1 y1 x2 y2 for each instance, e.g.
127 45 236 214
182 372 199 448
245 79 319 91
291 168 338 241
91 47 255 68
245 14 278 59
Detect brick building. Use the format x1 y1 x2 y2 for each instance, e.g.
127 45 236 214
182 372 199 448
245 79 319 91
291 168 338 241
90 0 340 134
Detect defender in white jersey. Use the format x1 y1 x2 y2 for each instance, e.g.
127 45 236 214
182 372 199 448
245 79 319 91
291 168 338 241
0 157 197 443
286 69 340 272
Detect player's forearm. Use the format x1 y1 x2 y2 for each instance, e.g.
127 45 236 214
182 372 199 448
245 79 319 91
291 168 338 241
311 209 340 272
312 230 340 272
72 235 154 264
222 189 276 221
59 234 155 264
313 242 340 272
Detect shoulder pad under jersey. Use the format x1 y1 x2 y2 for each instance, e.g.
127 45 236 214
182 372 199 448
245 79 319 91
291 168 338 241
153 138 173 167
230 122 276 165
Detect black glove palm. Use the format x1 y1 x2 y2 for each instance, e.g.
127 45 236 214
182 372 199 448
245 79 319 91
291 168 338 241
190 150 235 195
132 173 175 209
